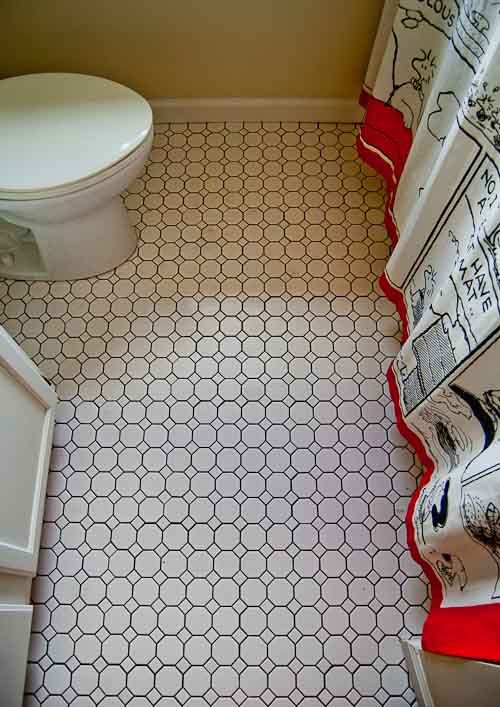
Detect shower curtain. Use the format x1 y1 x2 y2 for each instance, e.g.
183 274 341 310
357 0 500 662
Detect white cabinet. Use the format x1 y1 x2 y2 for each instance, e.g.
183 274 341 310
0 325 57 707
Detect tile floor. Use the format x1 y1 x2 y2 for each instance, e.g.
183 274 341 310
0 122 428 707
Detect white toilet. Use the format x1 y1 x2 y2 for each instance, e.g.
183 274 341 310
0 73 153 281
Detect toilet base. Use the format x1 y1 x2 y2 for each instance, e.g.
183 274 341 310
0 197 137 281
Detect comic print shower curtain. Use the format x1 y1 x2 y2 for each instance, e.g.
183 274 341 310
357 0 500 661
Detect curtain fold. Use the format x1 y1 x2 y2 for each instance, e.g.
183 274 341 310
358 0 500 662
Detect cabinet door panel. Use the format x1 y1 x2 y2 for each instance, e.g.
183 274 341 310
0 326 57 576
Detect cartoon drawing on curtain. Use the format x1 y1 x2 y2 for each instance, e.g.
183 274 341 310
389 46 437 129
455 378 500 599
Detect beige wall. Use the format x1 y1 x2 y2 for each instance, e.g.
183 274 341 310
1 0 383 99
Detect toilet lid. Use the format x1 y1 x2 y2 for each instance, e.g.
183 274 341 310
0 73 152 193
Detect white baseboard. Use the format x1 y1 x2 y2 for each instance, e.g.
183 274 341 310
149 97 364 125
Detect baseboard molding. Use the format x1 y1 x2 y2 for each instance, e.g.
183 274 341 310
149 97 364 125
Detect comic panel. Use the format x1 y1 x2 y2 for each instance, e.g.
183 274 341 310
395 153 500 414
385 0 497 130
453 340 500 602
408 335 500 607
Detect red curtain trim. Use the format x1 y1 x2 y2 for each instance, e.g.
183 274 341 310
357 91 500 663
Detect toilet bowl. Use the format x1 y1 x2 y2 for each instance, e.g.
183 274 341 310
0 73 153 281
